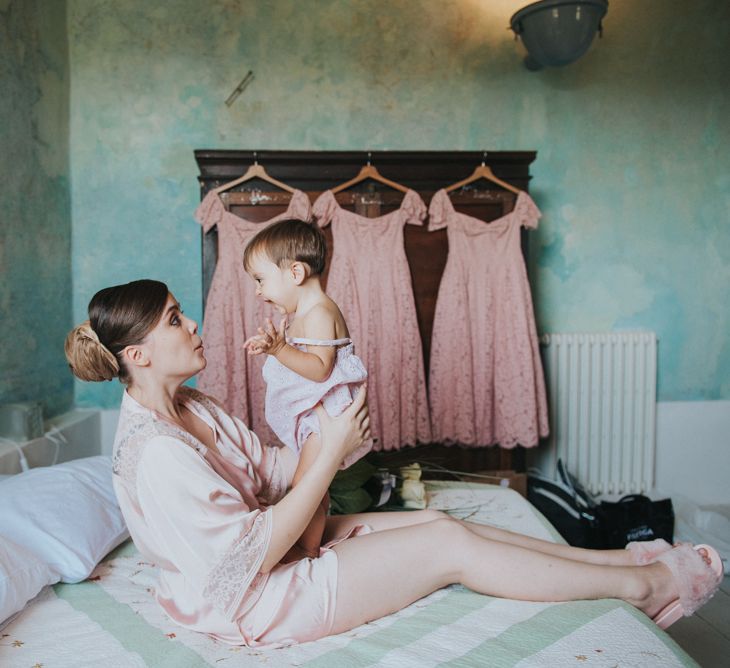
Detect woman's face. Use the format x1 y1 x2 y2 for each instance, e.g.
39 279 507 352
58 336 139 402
137 293 206 382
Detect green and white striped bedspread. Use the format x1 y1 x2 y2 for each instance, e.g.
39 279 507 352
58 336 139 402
1 482 697 667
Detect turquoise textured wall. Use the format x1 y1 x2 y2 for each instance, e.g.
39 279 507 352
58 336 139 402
0 0 72 417
67 0 730 408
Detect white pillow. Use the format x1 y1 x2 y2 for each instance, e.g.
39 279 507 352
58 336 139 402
0 535 57 628
0 456 129 583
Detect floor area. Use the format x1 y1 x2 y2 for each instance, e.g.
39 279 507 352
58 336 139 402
666 574 730 667
658 501 730 666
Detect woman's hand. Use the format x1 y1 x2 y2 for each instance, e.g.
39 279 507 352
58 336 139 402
314 385 370 464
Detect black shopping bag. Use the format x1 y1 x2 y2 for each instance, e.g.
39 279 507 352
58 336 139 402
598 494 674 549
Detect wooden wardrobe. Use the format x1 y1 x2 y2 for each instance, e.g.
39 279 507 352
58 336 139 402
194 150 538 475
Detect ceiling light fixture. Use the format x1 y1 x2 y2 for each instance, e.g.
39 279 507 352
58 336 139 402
510 0 609 71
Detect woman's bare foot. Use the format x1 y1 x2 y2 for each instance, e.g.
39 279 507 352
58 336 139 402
696 545 713 566
629 543 722 624
629 562 681 619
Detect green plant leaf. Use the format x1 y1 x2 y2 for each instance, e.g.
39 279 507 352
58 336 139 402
328 458 378 493
329 487 374 515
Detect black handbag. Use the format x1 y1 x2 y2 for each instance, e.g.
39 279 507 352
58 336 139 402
527 470 602 548
598 494 674 549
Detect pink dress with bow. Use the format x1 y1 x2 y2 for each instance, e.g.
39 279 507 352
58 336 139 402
194 190 312 445
313 190 432 451
427 190 549 448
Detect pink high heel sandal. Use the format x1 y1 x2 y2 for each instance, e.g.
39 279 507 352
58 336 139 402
652 543 723 630
625 538 673 565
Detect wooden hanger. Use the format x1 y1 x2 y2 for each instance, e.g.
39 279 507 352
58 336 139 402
444 152 521 195
331 152 409 194
213 152 295 195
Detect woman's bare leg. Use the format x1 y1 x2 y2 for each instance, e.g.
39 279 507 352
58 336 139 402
325 509 633 567
457 519 634 566
329 517 677 635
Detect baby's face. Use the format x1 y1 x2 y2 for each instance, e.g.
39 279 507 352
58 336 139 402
247 253 296 314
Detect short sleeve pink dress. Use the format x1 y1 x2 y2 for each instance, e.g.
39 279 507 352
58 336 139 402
427 190 549 448
194 190 312 445
313 190 432 451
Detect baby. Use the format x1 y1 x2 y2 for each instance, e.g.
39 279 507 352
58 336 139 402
243 218 372 559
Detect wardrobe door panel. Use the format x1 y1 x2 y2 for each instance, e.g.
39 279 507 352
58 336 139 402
196 151 538 470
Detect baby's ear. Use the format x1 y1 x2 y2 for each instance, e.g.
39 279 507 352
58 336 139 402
290 261 308 285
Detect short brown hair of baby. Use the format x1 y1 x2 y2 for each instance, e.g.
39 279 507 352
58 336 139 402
243 218 327 276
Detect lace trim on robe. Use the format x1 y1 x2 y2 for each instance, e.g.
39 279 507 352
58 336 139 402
113 412 203 486
202 509 272 619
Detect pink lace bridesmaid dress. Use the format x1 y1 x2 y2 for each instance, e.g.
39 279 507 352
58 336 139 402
194 190 312 445
313 190 432 451
427 189 549 448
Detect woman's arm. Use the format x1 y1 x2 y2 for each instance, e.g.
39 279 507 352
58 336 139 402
260 386 369 571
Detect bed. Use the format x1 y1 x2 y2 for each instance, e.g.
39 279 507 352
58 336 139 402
1 480 697 668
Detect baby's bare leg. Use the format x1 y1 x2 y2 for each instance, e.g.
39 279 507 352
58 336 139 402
290 433 327 559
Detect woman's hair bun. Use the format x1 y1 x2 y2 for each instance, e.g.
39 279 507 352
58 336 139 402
64 320 120 382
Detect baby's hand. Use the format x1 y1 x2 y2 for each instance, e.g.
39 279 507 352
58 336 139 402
244 317 288 356
243 334 268 356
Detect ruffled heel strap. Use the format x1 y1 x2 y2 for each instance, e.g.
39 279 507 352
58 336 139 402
655 544 723 617
625 538 672 565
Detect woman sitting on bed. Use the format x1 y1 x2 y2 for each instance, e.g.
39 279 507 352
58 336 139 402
65 279 722 648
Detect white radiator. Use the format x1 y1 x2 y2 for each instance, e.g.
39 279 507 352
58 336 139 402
536 332 657 496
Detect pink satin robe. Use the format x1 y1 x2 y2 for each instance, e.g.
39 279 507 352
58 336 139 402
112 387 363 647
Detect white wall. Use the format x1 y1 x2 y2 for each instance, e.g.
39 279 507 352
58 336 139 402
655 400 730 506
526 400 729 507
0 409 101 474
100 409 120 457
